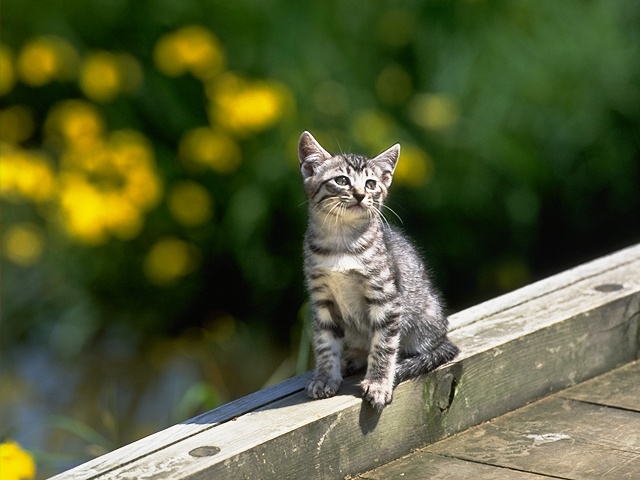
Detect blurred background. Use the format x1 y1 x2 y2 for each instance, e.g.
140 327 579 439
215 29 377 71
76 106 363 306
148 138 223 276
1 0 639 477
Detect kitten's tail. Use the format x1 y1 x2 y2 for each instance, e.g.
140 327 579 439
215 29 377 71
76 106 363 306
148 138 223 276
395 339 459 384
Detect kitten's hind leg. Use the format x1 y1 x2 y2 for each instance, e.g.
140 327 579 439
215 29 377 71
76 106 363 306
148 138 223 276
341 348 368 376
395 338 459 384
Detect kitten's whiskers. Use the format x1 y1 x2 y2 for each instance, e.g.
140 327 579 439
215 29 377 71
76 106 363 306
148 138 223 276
382 204 404 225
321 200 342 229
372 205 391 230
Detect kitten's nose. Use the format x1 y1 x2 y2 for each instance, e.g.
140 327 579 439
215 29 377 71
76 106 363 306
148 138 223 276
353 191 365 203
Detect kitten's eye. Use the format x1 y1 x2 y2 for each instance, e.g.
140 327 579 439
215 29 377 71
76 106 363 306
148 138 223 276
365 179 377 190
334 176 350 186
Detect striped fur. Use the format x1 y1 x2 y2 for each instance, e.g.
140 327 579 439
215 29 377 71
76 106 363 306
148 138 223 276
298 131 459 410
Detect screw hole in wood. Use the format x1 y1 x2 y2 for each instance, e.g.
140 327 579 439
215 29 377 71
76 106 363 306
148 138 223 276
594 283 623 292
189 446 221 457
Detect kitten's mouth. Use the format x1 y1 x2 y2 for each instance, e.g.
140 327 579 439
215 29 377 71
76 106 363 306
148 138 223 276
347 203 366 210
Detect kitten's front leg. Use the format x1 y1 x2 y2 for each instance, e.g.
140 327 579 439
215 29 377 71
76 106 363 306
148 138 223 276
361 314 401 410
306 313 344 400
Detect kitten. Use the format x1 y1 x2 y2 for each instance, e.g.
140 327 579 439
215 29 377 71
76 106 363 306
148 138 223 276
298 131 458 411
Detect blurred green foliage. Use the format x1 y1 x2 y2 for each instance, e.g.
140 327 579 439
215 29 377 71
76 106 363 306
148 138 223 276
2 0 640 357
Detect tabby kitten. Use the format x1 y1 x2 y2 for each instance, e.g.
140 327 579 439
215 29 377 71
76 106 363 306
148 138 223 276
298 131 458 411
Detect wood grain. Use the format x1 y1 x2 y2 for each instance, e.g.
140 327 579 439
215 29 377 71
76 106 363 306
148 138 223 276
424 396 640 479
357 451 555 479
560 359 640 412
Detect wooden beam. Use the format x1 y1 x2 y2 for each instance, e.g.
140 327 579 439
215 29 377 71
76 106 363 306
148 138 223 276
50 243 640 479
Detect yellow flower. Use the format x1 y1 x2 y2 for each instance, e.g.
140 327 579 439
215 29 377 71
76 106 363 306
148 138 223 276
167 181 213 226
44 101 160 244
58 172 113 244
143 237 200 285
0 146 56 202
108 130 162 209
79 51 143 102
16 36 78 87
207 73 289 135
0 106 35 144
57 131 162 244
44 100 105 150
178 127 241 173
57 171 145 244
102 191 144 240
392 144 433 188
18 38 58 86
409 93 459 131
0 45 16 95
0 441 36 480
154 25 224 80
79 51 122 102
3 223 44 266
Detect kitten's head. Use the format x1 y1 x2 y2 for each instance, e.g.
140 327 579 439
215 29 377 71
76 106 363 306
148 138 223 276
298 131 399 224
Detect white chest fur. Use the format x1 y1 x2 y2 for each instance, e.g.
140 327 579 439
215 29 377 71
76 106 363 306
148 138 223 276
313 254 367 323
314 253 366 272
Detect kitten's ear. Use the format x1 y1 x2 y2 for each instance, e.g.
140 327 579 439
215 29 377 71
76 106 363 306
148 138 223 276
298 131 332 178
371 144 400 187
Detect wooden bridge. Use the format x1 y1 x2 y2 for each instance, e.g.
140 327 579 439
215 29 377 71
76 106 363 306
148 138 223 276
51 243 640 479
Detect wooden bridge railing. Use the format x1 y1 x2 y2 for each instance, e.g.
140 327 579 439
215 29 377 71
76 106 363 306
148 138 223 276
51 243 640 479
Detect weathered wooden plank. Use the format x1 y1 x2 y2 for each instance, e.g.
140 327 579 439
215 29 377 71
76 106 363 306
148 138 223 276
560 359 640 412
449 242 640 330
424 396 640 479
357 452 555 479
439 296 639 432
50 243 640 480
81 378 431 480
47 371 312 479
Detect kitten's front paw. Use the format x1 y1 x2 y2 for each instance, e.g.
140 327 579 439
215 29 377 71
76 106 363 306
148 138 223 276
306 377 342 400
361 379 393 411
